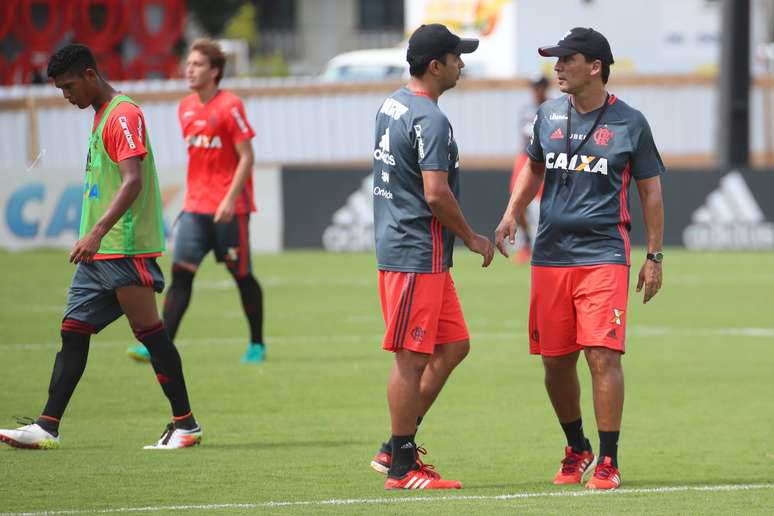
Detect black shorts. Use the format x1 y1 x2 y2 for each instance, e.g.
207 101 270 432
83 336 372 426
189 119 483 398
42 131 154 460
63 257 165 332
172 211 252 276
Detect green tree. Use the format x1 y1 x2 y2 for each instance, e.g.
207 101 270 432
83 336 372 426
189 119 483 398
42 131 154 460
224 2 258 43
187 0 246 36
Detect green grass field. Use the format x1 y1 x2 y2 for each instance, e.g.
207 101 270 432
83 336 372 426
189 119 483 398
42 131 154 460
0 249 772 515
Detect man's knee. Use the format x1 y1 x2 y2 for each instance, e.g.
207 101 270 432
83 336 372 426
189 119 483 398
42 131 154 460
395 349 431 375
439 339 470 364
584 347 622 376
542 350 581 373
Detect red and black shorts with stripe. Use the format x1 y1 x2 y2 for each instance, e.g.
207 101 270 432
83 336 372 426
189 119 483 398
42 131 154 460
172 211 252 278
378 270 469 355
62 257 165 332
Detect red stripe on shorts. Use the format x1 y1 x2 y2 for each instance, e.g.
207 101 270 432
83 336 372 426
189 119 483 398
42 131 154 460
61 318 97 334
133 257 152 286
391 273 416 350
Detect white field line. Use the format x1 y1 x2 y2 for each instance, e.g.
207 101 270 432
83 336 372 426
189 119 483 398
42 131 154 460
4 326 774 351
1 483 772 515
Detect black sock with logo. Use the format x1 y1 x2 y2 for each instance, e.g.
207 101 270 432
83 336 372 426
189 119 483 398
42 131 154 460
388 434 417 478
383 416 423 454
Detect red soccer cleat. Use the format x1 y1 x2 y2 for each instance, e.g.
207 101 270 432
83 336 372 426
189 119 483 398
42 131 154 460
370 444 440 479
585 456 621 490
553 446 596 484
370 446 391 474
384 467 462 490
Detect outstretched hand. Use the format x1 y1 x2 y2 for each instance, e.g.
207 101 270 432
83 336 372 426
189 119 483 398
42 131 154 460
494 216 518 258
466 233 494 267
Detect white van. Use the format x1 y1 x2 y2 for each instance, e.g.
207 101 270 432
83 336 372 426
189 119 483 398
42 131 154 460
321 45 491 82
321 47 408 82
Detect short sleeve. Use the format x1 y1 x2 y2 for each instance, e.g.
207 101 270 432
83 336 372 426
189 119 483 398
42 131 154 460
103 102 148 163
525 107 544 163
630 113 665 180
414 110 451 171
177 100 187 137
224 98 255 143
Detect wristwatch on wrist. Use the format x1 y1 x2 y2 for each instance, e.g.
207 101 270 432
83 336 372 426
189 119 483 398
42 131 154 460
646 251 664 263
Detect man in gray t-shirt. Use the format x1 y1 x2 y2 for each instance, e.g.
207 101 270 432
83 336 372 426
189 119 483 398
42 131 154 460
370 23 494 491
495 27 665 491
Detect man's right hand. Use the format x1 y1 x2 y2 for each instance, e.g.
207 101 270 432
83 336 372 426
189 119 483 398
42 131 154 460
466 233 494 267
494 216 518 257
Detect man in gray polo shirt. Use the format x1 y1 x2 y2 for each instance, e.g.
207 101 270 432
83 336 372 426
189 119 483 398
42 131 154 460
369 23 494 490
496 27 665 490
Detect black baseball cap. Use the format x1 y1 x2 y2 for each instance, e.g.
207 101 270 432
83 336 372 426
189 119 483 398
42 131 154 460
538 27 614 65
406 24 479 66
529 72 549 87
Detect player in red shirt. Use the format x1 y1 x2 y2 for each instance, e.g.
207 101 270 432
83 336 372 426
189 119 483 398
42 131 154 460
509 74 548 264
126 38 265 364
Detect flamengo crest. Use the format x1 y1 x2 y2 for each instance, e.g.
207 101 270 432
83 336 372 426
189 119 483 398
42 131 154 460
593 127 613 146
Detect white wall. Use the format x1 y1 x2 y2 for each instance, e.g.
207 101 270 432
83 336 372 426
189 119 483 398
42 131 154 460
3 79 767 170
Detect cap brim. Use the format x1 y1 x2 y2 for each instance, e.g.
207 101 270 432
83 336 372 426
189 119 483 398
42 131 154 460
455 38 479 54
538 44 576 58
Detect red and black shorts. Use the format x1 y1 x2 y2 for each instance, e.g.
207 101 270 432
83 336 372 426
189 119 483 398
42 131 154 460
378 270 469 355
172 211 252 277
529 264 629 356
63 257 165 333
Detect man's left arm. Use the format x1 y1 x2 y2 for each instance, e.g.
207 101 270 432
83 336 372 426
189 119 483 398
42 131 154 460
214 139 254 223
70 157 143 263
635 176 664 304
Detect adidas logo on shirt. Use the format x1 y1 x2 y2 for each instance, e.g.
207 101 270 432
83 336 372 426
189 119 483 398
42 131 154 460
683 171 774 249
374 128 396 166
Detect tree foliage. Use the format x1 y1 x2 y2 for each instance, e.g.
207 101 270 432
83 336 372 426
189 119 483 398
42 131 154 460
187 0 249 37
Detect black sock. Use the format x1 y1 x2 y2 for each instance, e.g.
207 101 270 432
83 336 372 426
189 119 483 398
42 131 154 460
598 430 620 467
135 323 192 418
35 415 60 435
40 320 94 429
560 418 589 452
383 416 423 454
162 266 194 341
173 413 198 431
388 434 416 478
234 274 264 344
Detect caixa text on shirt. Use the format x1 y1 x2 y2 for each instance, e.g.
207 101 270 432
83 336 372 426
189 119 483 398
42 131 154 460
544 152 608 175
185 134 223 149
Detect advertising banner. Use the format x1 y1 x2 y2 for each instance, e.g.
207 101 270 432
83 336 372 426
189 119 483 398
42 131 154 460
283 167 774 252
282 168 512 250
0 166 283 253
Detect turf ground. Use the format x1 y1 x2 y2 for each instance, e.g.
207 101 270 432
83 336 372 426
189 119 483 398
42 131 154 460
0 248 772 515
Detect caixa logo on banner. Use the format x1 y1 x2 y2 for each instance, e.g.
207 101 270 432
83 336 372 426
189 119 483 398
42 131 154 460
1 176 179 250
683 171 774 249
3 183 83 247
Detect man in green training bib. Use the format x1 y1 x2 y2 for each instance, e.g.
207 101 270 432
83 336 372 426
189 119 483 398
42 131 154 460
0 44 201 451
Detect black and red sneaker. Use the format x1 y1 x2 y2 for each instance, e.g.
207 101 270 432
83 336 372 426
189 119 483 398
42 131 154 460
370 443 441 479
